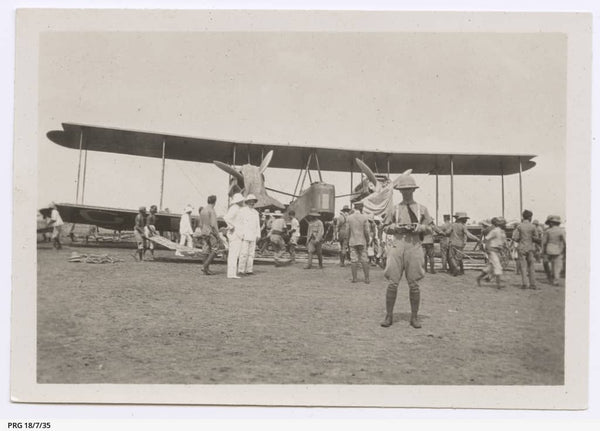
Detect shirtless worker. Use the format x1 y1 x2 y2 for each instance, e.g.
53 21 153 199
199 195 220 275
133 206 147 261
380 170 432 329
144 205 158 260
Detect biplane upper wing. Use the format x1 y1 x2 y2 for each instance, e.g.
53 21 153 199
48 123 536 175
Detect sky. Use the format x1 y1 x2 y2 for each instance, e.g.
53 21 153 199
38 31 566 223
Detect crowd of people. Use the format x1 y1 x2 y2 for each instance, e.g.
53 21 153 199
45 173 566 330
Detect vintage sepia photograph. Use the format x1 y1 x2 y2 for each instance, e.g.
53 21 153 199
11 9 591 408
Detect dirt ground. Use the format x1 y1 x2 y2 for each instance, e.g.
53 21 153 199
37 244 564 385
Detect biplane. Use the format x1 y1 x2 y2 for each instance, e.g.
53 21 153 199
45 123 536 240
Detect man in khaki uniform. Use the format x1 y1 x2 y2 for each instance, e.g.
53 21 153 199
444 212 480 276
199 195 220 275
347 202 371 283
542 215 566 286
304 208 324 269
381 171 432 329
512 209 540 289
334 205 351 267
269 210 288 266
438 214 452 272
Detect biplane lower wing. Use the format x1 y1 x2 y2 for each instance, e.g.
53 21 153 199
39 203 225 233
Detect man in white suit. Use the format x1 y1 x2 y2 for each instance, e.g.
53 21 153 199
224 193 246 279
238 194 261 275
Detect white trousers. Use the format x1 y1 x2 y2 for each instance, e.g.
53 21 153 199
179 233 193 248
227 236 242 278
238 240 256 273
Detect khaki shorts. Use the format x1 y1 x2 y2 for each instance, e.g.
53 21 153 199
384 237 425 285
487 248 503 275
134 230 146 248
202 233 220 252
350 245 367 263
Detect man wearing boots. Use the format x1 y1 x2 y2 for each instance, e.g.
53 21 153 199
542 215 566 286
144 205 158 260
421 220 438 274
477 217 508 288
444 212 480 276
133 206 147 261
268 210 288 266
438 214 452 272
380 170 432 329
199 195 220 275
334 205 351 267
512 209 540 289
347 202 371 283
304 209 324 269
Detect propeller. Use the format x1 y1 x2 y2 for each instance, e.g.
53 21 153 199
213 161 244 183
354 158 379 186
259 150 274 174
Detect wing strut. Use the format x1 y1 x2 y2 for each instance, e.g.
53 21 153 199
159 139 166 210
81 147 88 204
518 157 523 216
299 153 312 193
450 155 455 217
314 152 323 182
500 162 505 218
75 129 83 204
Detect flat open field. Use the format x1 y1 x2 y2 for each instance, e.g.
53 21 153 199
37 244 564 385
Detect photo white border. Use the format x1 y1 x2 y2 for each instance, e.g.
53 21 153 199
9 7 593 410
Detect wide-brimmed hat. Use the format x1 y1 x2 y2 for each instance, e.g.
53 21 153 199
307 208 320 217
245 193 258 203
184 205 193 213
48 202 57 209
341 205 351 213
546 215 562 224
230 193 244 205
272 210 283 217
454 212 469 220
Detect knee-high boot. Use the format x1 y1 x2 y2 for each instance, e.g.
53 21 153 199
361 261 370 284
409 290 422 328
380 286 397 327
